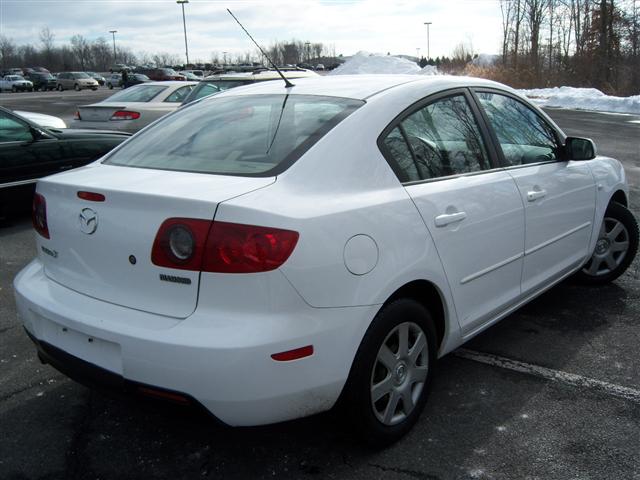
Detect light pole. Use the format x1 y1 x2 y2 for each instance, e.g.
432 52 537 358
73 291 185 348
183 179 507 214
109 30 117 63
424 22 432 61
305 41 311 63
223 51 228 65
416 47 420 61
176 0 190 66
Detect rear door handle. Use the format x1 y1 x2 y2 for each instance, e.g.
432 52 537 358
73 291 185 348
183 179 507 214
527 189 547 202
434 211 467 227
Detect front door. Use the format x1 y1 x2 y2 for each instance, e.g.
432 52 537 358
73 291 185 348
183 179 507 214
474 90 595 295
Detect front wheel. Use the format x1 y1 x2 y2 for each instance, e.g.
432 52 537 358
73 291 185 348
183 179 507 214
576 202 639 284
12 86 17 93
108 83 113 89
57 84 63 91
341 299 437 447
74 83 80 91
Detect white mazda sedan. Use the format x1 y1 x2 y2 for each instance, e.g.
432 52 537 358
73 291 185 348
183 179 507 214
14 75 638 445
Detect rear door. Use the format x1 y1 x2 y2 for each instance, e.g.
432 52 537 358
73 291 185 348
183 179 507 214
472 90 595 295
379 89 525 335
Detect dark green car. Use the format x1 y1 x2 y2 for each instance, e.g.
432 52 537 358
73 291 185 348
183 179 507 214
0 107 131 219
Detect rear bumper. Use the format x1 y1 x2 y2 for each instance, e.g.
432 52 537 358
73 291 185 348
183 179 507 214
69 120 138 133
14 259 376 426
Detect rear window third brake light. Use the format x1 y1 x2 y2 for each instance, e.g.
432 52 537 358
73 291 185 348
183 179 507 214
151 219 299 273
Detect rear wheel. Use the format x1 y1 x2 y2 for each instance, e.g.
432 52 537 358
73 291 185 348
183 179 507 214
57 84 63 91
108 83 113 89
342 299 437 447
74 83 80 91
576 202 638 284
11 86 17 93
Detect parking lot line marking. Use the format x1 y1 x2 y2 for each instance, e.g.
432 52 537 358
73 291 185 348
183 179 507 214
455 348 640 404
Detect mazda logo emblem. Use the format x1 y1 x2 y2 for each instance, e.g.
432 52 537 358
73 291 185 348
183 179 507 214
78 208 98 235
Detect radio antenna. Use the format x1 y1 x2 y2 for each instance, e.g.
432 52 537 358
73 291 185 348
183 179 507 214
227 9 294 88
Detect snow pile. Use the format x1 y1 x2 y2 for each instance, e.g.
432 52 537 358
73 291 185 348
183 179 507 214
519 86 640 114
330 51 421 75
472 53 499 67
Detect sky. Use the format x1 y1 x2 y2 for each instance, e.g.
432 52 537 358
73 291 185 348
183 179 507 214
0 0 504 62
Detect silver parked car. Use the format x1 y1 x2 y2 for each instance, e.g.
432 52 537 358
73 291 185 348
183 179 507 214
106 73 122 89
56 72 99 91
71 81 197 132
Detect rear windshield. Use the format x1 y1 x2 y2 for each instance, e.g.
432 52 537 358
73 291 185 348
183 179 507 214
104 85 167 103
105 94 363 176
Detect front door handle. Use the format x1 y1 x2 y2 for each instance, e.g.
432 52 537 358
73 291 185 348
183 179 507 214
434 211 467 227
527 189 547 202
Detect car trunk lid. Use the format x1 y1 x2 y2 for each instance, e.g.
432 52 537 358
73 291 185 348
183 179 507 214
36 164 275 318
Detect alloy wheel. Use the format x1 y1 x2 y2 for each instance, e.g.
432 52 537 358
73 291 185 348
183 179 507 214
582 216 630 277
370 321 429 426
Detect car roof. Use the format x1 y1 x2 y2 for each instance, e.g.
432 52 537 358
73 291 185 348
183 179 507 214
203 69 319 81
143 80 198 87
212 74 511 101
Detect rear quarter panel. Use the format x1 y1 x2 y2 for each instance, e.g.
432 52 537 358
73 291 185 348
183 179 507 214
216 88 464 355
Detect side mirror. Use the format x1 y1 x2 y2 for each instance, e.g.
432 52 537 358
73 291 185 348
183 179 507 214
565 137 596 160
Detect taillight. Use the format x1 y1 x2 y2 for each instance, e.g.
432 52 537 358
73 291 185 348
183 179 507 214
203 222 299 273
110 110 140 121
73 110 81 120
151 218 211 271
32 193 49 239
151 219 299 273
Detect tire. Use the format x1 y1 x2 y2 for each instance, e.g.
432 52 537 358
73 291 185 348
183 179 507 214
57 84 63 91
108 83 113 89
575 201 639 285
91 87 97 91
12 86 17 93
74 83 80 91
341 298 437 447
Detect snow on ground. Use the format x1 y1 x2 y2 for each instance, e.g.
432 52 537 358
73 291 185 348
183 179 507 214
330 51 438 75
519 86 640 115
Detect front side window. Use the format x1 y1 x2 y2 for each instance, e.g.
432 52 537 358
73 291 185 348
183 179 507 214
104 85 167 103
381 94 490 182
476 91 561 166
0 111 32 142
105 94 363 176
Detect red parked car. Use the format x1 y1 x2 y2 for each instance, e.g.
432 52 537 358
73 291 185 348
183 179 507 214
137 68 186 81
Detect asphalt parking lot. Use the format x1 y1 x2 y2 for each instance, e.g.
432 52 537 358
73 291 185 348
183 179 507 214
1 91 639 479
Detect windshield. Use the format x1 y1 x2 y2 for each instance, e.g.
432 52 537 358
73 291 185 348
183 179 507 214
182 80 253 105
105 94 363 176
104 84 167 103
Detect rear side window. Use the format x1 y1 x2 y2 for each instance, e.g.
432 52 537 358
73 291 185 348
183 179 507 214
475 92 560 166
105 94 363 176
105 85 167 103
164 85 194 103
381 94 490 182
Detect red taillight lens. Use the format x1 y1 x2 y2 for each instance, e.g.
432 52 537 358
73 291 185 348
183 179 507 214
110 110 140 121
203 222 299 273
73 110 81 120
151 218 211 270
151 219 299 273
32 193 49 239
